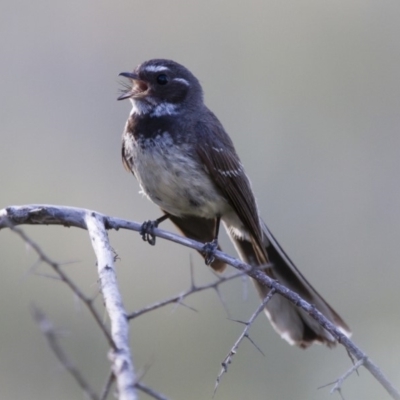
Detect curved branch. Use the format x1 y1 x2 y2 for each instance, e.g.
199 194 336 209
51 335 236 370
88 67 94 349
1 205 138 400
1 204 399 400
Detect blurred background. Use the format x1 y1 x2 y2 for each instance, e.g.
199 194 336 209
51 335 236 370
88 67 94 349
1 1 400 399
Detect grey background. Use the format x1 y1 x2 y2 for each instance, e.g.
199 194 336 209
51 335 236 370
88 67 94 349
1 1 400 399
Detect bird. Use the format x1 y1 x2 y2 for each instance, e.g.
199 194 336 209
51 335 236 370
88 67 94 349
117 58 350 348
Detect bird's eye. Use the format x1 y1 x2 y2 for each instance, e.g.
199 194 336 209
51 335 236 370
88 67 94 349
156 74 168 85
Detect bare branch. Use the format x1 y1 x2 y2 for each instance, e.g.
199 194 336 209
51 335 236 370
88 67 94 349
85 212 137 400
329 358 365 396
128 271 243 319
1 204 400 400
100 371 115 400
214 289 276 395
136 382 170 400
31 306 99 400
2 210 138 400
9 225 114 347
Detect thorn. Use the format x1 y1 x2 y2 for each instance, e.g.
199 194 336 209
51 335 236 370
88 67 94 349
171 301 198 314
245 334 265 357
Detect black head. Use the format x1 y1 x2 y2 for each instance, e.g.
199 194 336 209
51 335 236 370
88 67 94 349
118 59 203 115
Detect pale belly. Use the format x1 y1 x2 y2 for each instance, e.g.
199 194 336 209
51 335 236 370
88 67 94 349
124 132 231 219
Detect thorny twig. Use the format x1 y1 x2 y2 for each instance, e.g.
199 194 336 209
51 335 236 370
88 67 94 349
128 271 243 320
10 225 114 347
318 357 366 399
1 205 400 400
214 289 276 396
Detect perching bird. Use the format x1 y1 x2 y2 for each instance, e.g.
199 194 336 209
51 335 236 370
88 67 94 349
118 58 350 348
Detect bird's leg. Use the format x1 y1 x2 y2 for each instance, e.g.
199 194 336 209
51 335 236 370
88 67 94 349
203 216 221 265
140 213 170 245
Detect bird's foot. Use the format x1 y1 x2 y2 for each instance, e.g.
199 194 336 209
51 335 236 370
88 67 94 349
140 220 159 245
202 239 218 265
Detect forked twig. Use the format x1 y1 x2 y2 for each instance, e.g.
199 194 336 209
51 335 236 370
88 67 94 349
9 225 114 347
128 272 243 320
214 289 276 396
1 204 400 400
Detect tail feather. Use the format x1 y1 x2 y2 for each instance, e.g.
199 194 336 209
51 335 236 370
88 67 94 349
168 214 351 348
229 220 351 348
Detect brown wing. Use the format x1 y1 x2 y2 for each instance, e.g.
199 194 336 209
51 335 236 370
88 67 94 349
195 113 266 259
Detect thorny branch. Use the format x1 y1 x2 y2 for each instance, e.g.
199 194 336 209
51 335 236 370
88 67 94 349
1 209 138 400
9 225 115 347
214 288 276 396
128 269 244 320
1 204 400 400
320 358 366 399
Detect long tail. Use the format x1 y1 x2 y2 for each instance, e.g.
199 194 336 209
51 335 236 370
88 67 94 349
168 214 351 348
228 220 351 348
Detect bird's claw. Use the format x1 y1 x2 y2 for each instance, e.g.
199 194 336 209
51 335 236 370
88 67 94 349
140 220 158 245
203 239 218 265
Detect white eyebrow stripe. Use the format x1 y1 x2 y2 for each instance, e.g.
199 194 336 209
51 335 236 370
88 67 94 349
143 65 170 73
173 78 190 86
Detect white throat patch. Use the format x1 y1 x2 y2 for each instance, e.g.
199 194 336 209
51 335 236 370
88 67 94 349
130 99 179 118
129 99 152 116
150 103 179 117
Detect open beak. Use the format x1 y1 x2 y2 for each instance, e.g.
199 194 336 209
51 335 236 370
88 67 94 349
117 72 148 100
119 72 139 80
